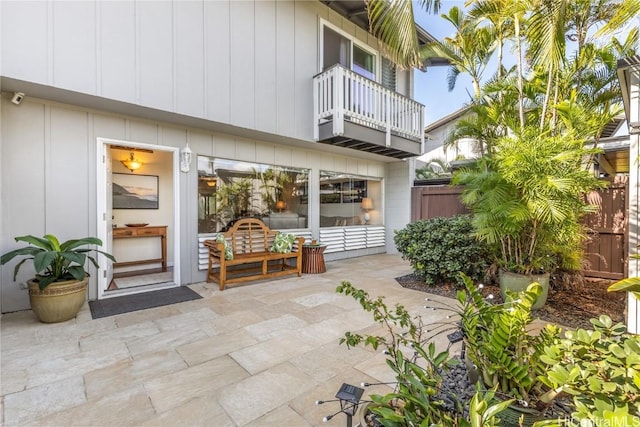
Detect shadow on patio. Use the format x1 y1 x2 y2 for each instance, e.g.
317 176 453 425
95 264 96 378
0 254 459 427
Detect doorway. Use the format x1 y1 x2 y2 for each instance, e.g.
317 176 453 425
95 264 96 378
96 138 181 300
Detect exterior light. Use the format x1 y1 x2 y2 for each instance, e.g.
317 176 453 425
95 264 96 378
181 143 193 173
121 152 143 172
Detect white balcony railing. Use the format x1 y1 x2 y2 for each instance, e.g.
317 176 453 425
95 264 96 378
313 64 424 147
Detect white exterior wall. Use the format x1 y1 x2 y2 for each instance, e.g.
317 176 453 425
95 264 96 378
0 0 415 313
384 161 412 254
421 119 477 165
0 95 387 312
1 0 413 142
628 69 640 333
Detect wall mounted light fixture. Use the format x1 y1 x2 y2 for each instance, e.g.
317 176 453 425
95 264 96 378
180 143 193 173
121 152 143 172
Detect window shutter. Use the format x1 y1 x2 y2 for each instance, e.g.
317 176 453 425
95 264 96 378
381 57 396 91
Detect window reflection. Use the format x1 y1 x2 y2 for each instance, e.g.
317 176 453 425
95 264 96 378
319 171 381 227
197 156 309 233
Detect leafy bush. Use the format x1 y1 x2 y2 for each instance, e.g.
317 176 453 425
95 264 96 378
540 315 640 426
394 216 490 286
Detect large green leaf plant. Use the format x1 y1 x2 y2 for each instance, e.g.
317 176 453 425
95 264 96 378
1 234 115 290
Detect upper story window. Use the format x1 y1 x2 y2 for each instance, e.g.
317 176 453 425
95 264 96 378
321 22 377 81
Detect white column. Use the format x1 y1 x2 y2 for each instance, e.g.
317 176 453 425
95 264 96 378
628 68 640 333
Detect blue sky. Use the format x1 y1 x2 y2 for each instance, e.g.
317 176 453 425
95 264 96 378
412 1 473 125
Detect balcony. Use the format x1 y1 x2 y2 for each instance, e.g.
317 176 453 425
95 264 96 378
313 64 425 159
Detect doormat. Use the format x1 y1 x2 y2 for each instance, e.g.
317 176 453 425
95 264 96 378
114 272 173 289
89 287 202 319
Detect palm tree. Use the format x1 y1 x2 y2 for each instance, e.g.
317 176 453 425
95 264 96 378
420 7 496 100
365 0 442 69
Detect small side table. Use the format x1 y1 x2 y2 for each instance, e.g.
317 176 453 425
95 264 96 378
302 244 327 274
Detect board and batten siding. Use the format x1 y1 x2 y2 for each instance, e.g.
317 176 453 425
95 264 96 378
0 95 386 313
1 0 412 144
385 161 412 254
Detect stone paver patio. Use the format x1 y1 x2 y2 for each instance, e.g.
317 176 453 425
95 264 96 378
1 254 458 427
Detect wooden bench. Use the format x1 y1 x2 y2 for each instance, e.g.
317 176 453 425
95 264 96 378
203 218 305 290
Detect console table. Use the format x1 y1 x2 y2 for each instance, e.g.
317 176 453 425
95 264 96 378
113 226 167 271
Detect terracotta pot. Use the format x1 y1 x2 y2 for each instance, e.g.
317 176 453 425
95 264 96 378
28 277 88 323
498 271 550 310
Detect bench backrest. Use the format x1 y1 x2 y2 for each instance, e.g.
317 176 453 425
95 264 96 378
224 218 277 255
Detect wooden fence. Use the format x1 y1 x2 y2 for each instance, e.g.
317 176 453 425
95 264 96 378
411 182 628 280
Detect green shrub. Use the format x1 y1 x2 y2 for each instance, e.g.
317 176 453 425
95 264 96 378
540 315 640 426
394 216 490 286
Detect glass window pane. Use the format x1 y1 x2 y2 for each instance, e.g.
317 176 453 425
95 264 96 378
319 171 381 227
353 45 375 80
197 156 309 232
323 26 351 70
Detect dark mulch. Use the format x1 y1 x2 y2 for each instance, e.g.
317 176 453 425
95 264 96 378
396 274 626 330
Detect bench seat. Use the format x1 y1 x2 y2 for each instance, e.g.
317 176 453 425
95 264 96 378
203 218 304 290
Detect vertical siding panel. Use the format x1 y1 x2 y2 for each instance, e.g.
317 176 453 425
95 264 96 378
292 149 309 169
204 0 230 123
92 115 126 141
276 1 296 136
293 3 316 139
235 138 256 162
129 121 160 145
255 1 277 133
274 147 292 167
214 134 236 159
0 1 49 84
190 132 214 157
47 108 89 236
52 1 96 94
138 1 173 111
230 1 255 129
1 99 47 312
100 1 136 103
175 1 205 118
257 144 276 166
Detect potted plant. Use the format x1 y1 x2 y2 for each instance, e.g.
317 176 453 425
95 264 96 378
453 130 603 308
0 234 115 323
457 273 563 423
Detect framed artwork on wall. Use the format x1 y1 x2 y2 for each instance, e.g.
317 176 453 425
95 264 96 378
113 173 159 209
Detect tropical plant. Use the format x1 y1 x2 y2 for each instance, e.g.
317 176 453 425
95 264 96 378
454 130 604 275
415 158 451 179
457 274 563 412
215 177 255 220
336 280 516 426
256 168 292 213
421 6 496 101
394 215 490 285
539 315 640 426
0 234 115 290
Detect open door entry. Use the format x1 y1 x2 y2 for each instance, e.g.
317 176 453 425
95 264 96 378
96 138 181 300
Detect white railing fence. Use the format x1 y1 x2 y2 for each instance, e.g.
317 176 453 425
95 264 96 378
313 64 424 147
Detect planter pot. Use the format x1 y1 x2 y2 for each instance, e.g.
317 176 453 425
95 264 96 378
499 271 550 310
359 402 384 427
498 402 543 427
28 277 88 323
